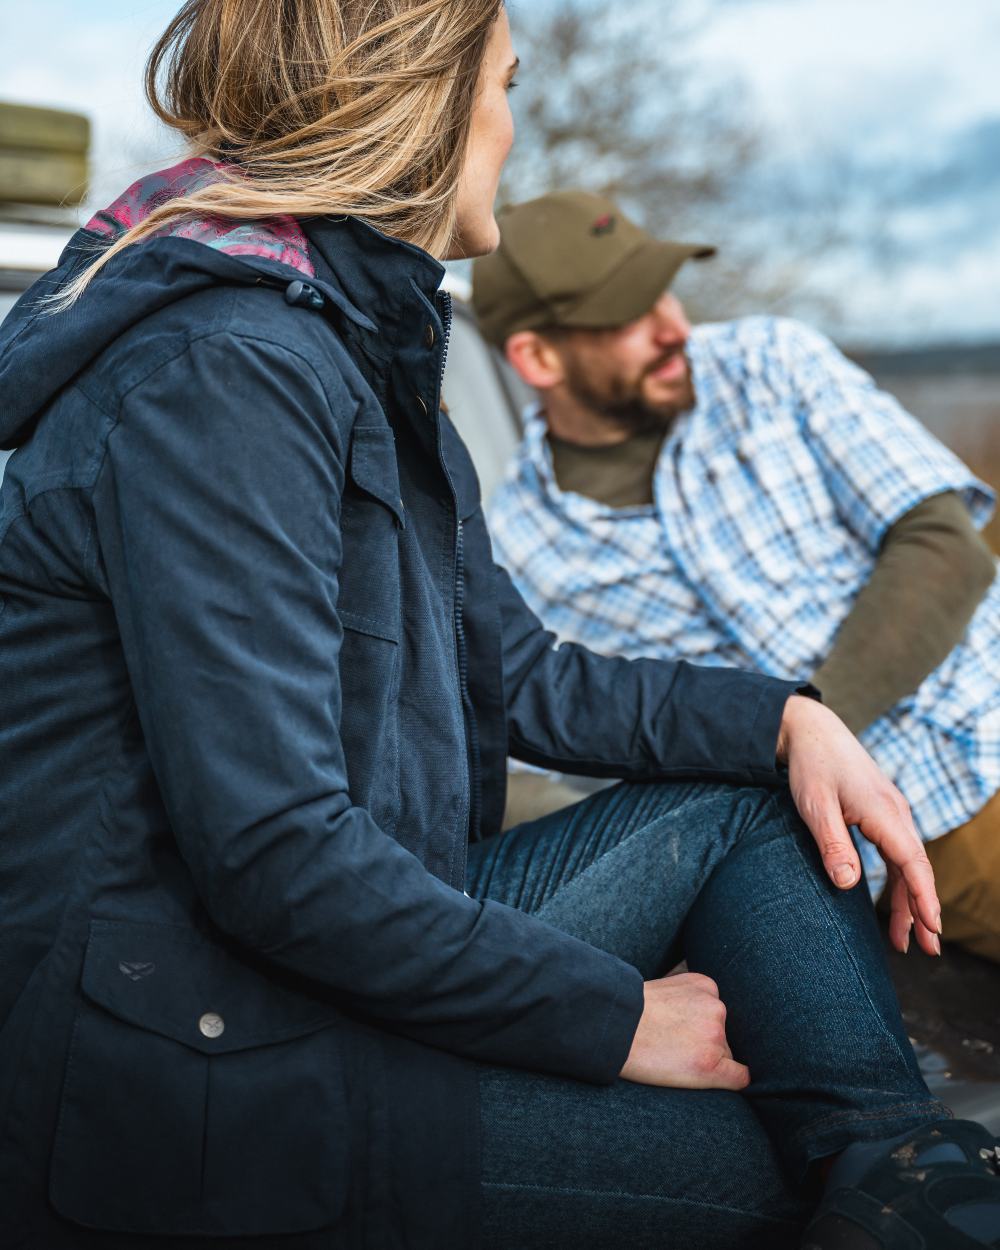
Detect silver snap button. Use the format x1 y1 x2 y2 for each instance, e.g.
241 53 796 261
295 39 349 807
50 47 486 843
198 1012 225 1039
424 324 436 348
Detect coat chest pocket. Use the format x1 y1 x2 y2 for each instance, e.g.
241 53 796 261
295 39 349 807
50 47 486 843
338 424 404 641
49 920 349 1237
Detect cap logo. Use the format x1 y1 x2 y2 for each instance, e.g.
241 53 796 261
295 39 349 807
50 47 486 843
590 214 617 237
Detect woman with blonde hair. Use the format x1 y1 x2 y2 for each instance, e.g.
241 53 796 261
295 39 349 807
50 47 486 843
1 2 998 1248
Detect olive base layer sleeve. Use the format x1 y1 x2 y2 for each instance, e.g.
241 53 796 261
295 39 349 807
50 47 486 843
812 491 997 735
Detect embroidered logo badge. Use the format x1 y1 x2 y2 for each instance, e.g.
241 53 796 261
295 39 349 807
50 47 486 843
119 961 156 981
590 214 617 237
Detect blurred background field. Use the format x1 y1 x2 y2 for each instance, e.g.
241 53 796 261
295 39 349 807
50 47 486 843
1 0 998 548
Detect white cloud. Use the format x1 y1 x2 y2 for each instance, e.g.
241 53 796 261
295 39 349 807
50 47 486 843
699 0 1000 149
846 247 1000 346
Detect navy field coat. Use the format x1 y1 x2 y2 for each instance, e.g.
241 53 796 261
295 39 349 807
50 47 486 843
0 204 801 1248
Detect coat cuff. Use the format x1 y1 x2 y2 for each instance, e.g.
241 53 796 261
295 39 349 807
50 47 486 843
562 957 645 1085
746 678 822 785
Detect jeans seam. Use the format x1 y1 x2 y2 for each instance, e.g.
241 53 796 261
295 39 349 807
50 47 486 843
480 1180 802 1227
774 796 916 1076
790 1098 951 1155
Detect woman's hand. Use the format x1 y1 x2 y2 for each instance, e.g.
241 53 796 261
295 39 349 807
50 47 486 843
777 694 941 956
619 973 750 1089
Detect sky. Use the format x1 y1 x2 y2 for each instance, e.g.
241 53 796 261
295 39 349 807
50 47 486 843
1 0 998 346
696 0 1000 343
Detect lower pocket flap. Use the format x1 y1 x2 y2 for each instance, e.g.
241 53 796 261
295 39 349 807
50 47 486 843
82 919 341 1055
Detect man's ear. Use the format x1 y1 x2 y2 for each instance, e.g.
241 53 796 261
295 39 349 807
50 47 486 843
505 331 566 391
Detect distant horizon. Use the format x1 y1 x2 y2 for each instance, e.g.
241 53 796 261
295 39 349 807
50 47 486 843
848 339 1000 370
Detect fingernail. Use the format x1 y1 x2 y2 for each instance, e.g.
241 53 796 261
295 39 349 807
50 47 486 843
833 864 856 887
933 935 942 956
902 931 910 954
936 912 943 935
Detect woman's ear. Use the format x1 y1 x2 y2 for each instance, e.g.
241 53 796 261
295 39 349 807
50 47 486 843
505 331 566 391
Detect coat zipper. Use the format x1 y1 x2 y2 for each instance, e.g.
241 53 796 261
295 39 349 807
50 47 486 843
436 292 482 872
453 520 482 844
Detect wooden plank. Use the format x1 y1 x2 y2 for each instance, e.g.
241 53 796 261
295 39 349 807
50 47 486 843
0 150 88 206
0 103 90 155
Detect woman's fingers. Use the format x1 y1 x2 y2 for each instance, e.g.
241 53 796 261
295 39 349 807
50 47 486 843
858 801 941 938
907 881 941 956
798 783 941 955
886 868 914 953
885 858 941 957
911 914 941 957
621 977 750 1089
800 793 862 889
705 1054 751 1090
782 698 943 951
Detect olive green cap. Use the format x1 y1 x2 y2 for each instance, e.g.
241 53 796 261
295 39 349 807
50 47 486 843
472 190 716 347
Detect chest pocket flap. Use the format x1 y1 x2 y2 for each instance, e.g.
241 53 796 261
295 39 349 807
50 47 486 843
349 424 405 529
78 919 341 1053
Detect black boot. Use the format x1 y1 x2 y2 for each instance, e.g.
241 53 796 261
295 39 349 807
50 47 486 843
802 1120 1000 1249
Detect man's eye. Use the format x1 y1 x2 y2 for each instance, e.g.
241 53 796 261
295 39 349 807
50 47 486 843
506 79 519 92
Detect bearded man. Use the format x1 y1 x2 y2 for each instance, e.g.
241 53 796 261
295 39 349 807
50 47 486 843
473 190 1000 962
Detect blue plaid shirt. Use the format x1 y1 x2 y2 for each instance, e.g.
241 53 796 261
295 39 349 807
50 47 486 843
488 317 1000 893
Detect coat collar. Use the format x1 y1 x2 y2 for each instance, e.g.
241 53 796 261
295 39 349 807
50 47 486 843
302 215 446 360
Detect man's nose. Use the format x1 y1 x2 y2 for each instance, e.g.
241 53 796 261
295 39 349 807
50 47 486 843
651 300 689 344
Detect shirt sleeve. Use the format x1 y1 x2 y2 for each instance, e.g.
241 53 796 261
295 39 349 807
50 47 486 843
778 319 996 552
89 331 643 1084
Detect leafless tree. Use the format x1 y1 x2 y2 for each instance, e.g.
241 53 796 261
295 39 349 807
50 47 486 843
502 0 880 327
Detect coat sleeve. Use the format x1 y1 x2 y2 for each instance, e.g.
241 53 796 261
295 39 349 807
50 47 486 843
494 561 806 783
90 331 642 1083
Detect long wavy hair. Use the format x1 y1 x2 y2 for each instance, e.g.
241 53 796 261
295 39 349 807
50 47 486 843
60 0 504 303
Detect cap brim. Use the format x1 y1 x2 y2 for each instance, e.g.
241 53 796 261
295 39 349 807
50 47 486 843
557 240 716 329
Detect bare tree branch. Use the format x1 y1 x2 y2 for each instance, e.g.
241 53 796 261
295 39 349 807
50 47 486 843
502 0 882 326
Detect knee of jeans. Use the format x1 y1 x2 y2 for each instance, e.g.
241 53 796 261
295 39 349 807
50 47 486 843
652 782 790 855
736 786 811 852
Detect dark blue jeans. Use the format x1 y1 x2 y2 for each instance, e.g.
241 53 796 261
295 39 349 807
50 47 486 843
467 780 950 1249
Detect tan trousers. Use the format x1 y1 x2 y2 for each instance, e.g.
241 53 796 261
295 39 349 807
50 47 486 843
926 788 1000 963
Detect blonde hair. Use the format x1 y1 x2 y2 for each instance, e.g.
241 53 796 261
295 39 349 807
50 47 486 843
61 0 503 304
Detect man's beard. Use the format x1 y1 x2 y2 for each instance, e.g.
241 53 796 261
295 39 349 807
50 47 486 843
562 349 696 437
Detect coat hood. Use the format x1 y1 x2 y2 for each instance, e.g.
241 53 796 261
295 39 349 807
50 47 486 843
0 158 377 450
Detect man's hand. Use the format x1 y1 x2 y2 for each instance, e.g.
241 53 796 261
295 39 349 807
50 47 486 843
619 972 750 1089
777 694 942 956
